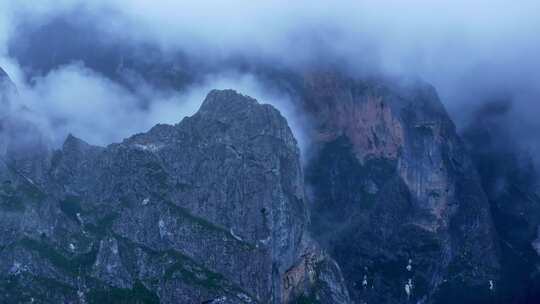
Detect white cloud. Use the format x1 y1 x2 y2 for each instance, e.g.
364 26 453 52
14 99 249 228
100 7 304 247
1 0 539 158
6 61 305 153
12 62 188 146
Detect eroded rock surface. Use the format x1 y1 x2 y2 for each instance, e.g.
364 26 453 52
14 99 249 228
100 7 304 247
294 71 500 304
462 101 540 303
0 89 350 303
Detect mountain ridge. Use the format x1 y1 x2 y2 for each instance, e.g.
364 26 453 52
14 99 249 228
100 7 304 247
0 88 351 303
1 60 539 303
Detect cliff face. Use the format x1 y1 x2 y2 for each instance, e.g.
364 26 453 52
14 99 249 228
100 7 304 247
1 67 15 153
286 71 500 303
2 58 531 304
462 101 540 303
0 89 350 303
0 68 50 187
0 67 15 105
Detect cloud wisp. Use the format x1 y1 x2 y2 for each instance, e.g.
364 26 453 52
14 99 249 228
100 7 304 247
1 61 308 159
0 0 539 163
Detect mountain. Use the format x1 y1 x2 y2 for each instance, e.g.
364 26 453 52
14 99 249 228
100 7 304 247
0 89 350 303
0 68 50 187
2 44 539 303
0 67 16 112
462 101 540 303
0 67 13 155
253 70 501 303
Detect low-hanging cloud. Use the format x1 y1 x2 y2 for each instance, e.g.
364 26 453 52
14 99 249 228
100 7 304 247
3 1 539 73
15 63 186 146
1 0 539 164
2 60 308 158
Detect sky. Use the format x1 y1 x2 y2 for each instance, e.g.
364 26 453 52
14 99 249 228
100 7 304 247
0 0 539 160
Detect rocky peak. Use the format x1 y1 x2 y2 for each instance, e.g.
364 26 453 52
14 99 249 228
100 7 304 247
1 68 50 185
300 71 454 163
189 89 299 151
61 134 102 157
0 66 16 112
0 67 8 79
199 89 259 115
290 70 500 303
0 66 16 91
462 100 540 302
0 90 350 303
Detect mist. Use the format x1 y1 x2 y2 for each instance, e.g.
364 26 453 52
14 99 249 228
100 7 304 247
1 62 303 152
0 0 539 165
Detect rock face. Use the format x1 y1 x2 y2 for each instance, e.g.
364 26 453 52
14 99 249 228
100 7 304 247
3 57 531 304
1 67 15 153
0 89 350 303
462 101 540 303
0 68 50 186
277 71 501 303
0 67 15 107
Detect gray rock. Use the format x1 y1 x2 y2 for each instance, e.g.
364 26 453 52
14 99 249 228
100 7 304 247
0 88 350 303
0 67 16 111
295 71 500 303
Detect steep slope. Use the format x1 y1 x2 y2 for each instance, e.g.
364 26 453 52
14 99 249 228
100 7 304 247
2 52 516 303
1 67 50 186
462 101 540 303
0 67 15 99
0 89 350 303
1 67 13 155
264 71 501 304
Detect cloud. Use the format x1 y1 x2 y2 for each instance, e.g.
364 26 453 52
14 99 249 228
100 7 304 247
4 61 307 160
4 1 539 72
10 62 181 146
1 0 539 163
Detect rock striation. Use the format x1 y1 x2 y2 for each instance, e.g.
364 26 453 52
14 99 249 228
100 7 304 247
289 71 501 303
0 88 350 303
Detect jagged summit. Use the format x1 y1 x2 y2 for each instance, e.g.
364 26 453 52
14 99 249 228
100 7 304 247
0 90 350 303
119 89 300 162
63 133 87 147
0 66 16 107
60 133 103 161
0 67 8 78
297 71 499 303
199 89 258 113
0 66 16 90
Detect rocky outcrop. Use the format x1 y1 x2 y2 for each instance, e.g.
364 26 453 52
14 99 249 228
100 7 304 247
282 235 351 304
280 71 501 303
0 68 50 187
462 101 540 303
2 57 523 303
0 89 350 303
0 67 16 110
1 67 15 155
